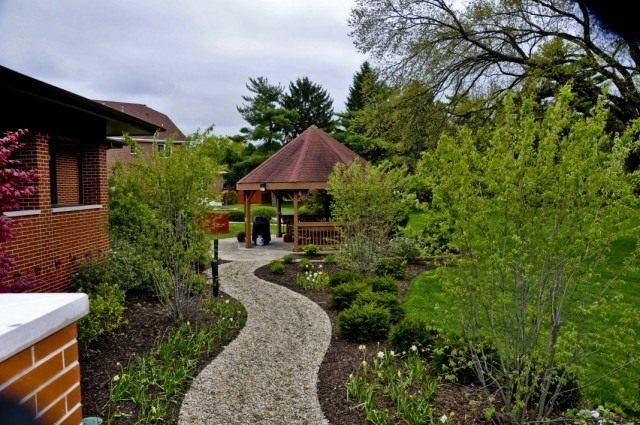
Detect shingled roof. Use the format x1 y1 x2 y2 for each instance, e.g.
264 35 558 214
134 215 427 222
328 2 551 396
236 125 361 191
96 100 186 140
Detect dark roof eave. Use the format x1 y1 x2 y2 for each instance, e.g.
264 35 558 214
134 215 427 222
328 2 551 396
0 65 160 136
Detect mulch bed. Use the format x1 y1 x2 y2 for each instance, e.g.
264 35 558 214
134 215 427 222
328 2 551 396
255 257 491 425
79 291 242 424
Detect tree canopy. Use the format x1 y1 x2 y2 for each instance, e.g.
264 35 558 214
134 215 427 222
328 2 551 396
349 0 640 123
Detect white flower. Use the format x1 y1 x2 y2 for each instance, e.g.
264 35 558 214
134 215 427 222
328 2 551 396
361 360 367 367
410 345 418 352
113 374 120 382
439 414 448 423
225 299 230 304
349 373 353 379
590 410 600 419
318 264 323 268
229 317 234 322
389 350 395 357
358 344 366 352
377 351 385 359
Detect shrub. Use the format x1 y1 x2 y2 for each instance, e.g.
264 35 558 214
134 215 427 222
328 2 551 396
269 260 285 275
303 244 319 256
228 210 245 222
109 238 153 293
329 280 369 310
71 254 111 295
431 335 499 385
298 258 314 272
391 236 424 263
296 270 330 290
236 231 246 242
354 290 404 323
251 206 276 221
390 317 439 353
338 303 391 341
78 283 126 350
366 276 399 295
374 258 407 280
282 254 294 264
323 254 338 264
328 270 359 287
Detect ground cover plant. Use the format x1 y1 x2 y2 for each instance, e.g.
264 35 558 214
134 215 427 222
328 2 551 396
80 293 246 425
107 297 245 424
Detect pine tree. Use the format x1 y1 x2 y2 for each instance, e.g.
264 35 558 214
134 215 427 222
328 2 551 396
236 77 293 147
281 77 334 140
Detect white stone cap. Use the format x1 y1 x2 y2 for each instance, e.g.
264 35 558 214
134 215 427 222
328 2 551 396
0 293 89 362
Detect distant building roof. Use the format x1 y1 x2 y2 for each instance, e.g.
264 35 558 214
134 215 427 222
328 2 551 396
96 100 186 140
236 125 361 191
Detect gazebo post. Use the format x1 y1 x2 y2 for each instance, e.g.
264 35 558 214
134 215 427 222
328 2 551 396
293 191 299 252
244 191 253 248
276 193 282 238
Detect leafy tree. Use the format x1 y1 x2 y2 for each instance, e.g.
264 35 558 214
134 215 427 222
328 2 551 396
423 87 640 421
282 76 335 139
237 77 293 148
328 161 411 273
110 138 220 321
0 129 37 290
349 0 640 124
340 81 450 168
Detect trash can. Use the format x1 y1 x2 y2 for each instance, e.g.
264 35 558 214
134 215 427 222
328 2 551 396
252 216 271 245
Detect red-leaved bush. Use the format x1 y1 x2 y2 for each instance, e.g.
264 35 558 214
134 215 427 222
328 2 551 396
0 129 38 290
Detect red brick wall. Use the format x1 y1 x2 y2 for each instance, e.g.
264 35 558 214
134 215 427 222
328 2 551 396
1 132 109 292
106 142 154 174
55 149 81 205
0 324 83 425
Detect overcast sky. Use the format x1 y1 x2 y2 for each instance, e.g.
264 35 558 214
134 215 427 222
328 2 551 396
0 1 366 136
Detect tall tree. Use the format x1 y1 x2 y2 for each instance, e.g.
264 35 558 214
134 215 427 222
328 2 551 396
236 77 293 148
349 0 640 123
345 61 382 113
282 76 335 139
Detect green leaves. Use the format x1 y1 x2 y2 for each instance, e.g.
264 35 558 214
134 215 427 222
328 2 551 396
423 87 640 420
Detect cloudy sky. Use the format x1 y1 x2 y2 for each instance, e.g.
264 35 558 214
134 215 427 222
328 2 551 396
0 1 367 136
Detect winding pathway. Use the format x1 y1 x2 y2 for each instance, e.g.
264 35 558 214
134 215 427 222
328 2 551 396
179 238 332 424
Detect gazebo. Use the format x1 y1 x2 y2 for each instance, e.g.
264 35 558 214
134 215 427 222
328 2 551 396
236 125 361 251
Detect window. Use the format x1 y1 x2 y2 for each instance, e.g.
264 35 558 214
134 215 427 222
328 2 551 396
49 141 82 206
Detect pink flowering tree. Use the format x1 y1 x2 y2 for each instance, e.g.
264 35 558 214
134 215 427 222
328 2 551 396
0 129 38 290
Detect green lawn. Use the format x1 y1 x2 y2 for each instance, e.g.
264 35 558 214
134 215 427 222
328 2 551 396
403 216 640 413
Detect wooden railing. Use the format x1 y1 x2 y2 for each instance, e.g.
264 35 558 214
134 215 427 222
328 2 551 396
295 221 340 251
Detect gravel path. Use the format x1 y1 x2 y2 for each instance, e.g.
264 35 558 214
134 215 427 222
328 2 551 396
179 238 332 425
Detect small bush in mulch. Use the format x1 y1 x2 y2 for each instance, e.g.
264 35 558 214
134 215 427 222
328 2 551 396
303 243 320 256
298 258 314 272
282 254 294 264
366 275 399 295
374 257 408 280
354 290 404 324
329 280 369 311
269 260 285 275
389 316 440 353
338 302 391 342
328 270 359 287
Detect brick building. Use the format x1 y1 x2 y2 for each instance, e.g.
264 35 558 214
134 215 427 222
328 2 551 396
0 65 158 292
97 100 186 172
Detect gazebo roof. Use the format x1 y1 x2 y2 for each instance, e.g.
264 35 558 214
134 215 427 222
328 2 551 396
236 125 361 191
